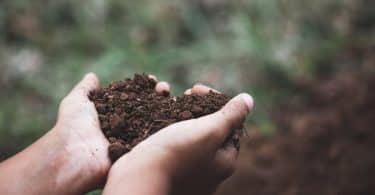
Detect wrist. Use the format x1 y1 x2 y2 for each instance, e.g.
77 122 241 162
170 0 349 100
36 128 99 194
49 126 109 192
104 151 172 195
0 128 94 195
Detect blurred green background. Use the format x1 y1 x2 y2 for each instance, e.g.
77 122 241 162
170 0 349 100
0 0 373 194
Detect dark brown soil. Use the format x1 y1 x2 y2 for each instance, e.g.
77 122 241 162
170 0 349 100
89 73 232 162
215 72 375 195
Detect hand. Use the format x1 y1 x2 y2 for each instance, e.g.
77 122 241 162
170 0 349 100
0 73 170 195
52 73 171 191
103 84 254 195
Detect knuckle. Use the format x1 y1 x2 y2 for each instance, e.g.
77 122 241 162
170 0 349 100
197 116 221 135
219 109 237 128
210 127 224 141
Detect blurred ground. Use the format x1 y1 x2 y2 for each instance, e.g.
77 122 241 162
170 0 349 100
215 71 375 195
0 0 374 194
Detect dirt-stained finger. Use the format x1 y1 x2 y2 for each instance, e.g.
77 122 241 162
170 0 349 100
191 84 220 95
155 81 170 95
184 89 192 95
192 93 253 148
148 75 158 82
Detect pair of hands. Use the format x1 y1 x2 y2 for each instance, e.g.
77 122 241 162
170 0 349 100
0 73 253 195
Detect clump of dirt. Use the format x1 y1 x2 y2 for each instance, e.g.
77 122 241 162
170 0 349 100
214 72 375 195
89 74 233 162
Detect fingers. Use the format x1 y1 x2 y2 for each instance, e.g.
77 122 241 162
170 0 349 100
184 89 192 95
71 72 100 96
155 82 170 94
184 84 220 95
191 84 220 94
148 74 158 82
71 73 170 97
193 93 253 147
148 75 171 95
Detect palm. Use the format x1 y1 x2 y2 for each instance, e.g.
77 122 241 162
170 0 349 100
56 88 111 186
53 73 171 190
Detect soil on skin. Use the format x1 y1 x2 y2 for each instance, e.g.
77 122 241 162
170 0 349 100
89 73 234 162
215 72 375 195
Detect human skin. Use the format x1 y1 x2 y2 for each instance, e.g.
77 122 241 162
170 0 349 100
0 73 170 195
0 73 253 195
102 84 254 195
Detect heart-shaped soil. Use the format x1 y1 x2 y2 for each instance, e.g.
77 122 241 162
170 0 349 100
89 74 239 162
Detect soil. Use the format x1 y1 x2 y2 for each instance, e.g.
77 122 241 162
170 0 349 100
214 72 375 195
89 73 232 162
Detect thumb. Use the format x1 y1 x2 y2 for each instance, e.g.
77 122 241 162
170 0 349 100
70 72 100 96
186 93 254 148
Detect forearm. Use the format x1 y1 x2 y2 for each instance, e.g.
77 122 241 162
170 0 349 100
0 129 94 195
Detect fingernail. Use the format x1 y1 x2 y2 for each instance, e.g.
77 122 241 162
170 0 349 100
184 89 192 95
148 75 157 81
194 83 204 87
158 81 170 90
239 93 254 111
